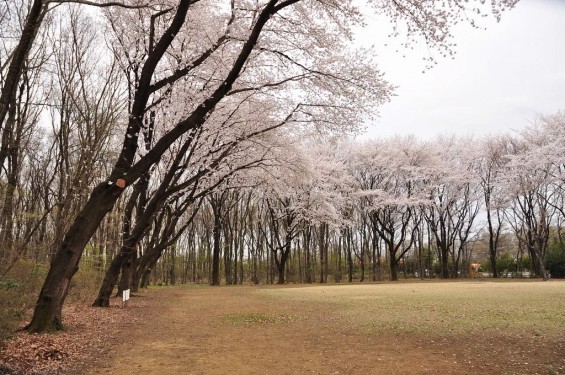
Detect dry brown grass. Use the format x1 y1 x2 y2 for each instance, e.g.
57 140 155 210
259 280 565 339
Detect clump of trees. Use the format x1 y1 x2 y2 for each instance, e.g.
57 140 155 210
154 119 565 287
1 0 524 333
545 234 565 278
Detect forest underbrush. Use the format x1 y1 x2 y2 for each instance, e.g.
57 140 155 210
0 260 102 343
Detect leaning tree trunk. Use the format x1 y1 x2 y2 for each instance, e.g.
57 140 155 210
92 182 143 307
92 246 128 307
140 267 153 288
92 242 138 307
0 0 43 130
135 252 160 289
118 251 136 293
26 0 194 332
27 182 125 331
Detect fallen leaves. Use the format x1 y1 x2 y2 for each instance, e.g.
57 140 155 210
0 295 148 375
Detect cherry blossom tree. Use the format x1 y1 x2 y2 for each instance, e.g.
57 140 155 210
93 99 295 301
349 137 433 280
474 134 513 277
500 114 565 279
424 136 482 278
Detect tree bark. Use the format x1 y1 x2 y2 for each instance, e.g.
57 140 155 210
346 228 353 282
0 0 43 130
440 246 449 279
319 223 327 283
27 182 124 331
276 243 291 284
486 203 498 278
211 199 222 286
304 227 312 283
92 247 128 307
389 243 398 281
117 247 136 294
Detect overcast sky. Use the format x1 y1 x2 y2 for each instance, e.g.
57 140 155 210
355 0 565 140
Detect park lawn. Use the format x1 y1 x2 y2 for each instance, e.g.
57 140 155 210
95 280 565 375
259 280 565 338
2 280 564 375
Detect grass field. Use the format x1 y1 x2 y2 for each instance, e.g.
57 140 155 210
259 280 565 339
3 280 564 374
74 280 565 375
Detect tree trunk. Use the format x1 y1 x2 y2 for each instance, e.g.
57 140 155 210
487 209 498 278
304 228 312 283
440 246 449 279
346 229 353 282
389 243 398 281
211 210 221 286
323 231 329 283
133 260 143 290
0 0 43 130
140 268 152 288
371 236 377 282
277 262 285 284
118 249 136 294
27 183 123 331
131 253 140 292
169 247 176 285
319 223 327 283
92 249 126 307
26 1 196 332
276 245 290 284
528 244 541 277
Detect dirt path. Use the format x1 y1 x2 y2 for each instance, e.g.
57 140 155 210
79 285 564 375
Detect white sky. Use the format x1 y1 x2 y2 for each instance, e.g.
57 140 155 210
355 0 565 140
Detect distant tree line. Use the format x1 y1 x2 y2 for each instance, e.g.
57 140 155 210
136 123 565 287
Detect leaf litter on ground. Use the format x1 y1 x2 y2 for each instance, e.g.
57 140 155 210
0 295 148 375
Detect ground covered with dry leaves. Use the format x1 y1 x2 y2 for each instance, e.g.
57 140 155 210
0 296 149 374
1 281 564 375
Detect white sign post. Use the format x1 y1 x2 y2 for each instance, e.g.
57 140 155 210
122 289 130 308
